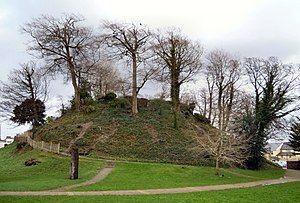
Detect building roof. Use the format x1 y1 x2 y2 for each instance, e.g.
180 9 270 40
277 151 295 156
281 142 293 150
275 142 294 151
6 136 14 139
266 143 281 152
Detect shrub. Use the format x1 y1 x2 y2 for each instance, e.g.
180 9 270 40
138 98 149 109
194 113 211 124
100 92 117 102
83 105 96 114
82 97 95 106
180 103 196 118
148 99 171 115
110 98 131 109
75 137 89 147
16 141 27 150
46 116 55 123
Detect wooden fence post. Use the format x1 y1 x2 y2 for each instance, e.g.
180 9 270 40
50 142 52 152
57 143 60 154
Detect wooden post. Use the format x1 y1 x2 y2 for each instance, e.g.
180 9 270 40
57 143 60 154
70 148 79 180
50 142 52 152
41 141 44 149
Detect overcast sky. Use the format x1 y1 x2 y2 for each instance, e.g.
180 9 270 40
0 0 300 138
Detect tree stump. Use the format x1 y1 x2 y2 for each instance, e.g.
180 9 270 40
68 122 93 180
70 148 79 180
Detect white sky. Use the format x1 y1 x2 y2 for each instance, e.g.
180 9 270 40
0 0 300 138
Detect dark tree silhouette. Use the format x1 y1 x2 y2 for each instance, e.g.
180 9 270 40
11 99 46 127
243 57 299 169
0 62 48 127
290 120 300 151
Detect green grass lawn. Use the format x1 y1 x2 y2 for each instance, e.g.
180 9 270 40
0 144 105 191
74 161 285 191
1 181 299 203
0 143 285 193
222 167 285 179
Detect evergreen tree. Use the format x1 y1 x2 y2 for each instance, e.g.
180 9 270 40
290 120 300 151
11 99 46 127
243 57 298 169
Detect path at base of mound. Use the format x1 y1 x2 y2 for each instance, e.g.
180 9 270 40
0 170 299 196
51 161 115 192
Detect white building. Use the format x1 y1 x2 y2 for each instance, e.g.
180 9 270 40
0 140 5 148
0 136 14 149
265 142 300 168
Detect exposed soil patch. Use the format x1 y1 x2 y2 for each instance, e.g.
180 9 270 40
25 158 41 166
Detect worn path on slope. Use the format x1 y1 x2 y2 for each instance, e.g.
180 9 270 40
50 161 115 192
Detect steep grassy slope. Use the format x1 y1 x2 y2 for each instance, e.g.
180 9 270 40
34 99 212 165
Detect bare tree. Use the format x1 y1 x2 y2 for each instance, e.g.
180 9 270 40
204 50 241 132
180 92 197 106
153 30 203 128
193 50 243 172
102 21 153 115
22 14 101 111
87 60 125 99
193 124 249 175
0 61 48 126
194 88 217 125
196 88 208 116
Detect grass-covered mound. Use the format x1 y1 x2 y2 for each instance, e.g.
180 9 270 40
0 143 104 191
34 98 212 166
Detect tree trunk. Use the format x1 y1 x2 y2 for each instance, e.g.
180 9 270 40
66 46 80 111
203 96 207 117
70 68 80 111
215 157 220 175
170 66 180 129
224 84 234 131
27 71 39 128
70 148 79 180
207 78 214 122
32 101 39 128
217 86 223 131
131 54 138 116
